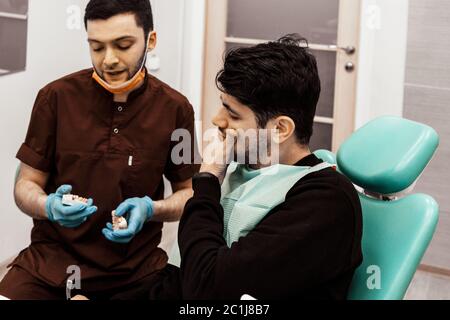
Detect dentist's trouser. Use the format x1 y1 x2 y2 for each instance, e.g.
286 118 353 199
0 265 160 300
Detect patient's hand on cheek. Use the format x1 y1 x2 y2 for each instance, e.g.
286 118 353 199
201 129 238 184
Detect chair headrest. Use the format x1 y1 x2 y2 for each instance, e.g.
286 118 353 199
337 116 439 195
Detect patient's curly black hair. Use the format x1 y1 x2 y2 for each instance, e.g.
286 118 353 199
216 34 321 145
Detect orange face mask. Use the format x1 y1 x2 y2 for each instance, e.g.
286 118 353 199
92 68 146 95
92 35 150 95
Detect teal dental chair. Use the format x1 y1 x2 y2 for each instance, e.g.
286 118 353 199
314 116 439 300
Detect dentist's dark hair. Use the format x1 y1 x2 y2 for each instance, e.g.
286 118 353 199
216 34 321 145
84 0 154 39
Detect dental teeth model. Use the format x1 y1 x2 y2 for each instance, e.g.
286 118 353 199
62 194 89 206
112 210 128 231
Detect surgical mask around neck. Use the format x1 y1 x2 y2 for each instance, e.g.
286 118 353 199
92 36 150 95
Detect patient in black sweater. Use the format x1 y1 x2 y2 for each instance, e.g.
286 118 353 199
113 34 363 300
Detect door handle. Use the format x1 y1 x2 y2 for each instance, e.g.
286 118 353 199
328 45 356 55
224 37 356 55
0 12 27 20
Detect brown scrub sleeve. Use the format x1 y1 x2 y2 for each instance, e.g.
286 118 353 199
164 103 200 183
16 87 56 172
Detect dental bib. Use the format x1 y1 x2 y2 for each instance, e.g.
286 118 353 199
221 161 333 244
168 160 333 267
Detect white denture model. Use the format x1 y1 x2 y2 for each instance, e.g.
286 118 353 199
62 194 89 206
112 210 128 231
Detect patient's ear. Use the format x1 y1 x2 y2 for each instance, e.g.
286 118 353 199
267 116 296 144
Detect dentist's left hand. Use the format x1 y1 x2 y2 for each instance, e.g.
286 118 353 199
102 196 154 243
46 184 97 228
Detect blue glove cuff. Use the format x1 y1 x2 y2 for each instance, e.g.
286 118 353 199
45 193 55 222
142 196 154 222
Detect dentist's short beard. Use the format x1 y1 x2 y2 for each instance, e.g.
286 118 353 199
128 49 147 80
94 48 148 82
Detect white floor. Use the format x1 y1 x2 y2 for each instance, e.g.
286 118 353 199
405 270 450 300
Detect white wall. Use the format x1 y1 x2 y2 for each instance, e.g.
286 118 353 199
151 0 205 119
0 0 206 263
180 0 206 121
155 0 206 255
354 0 409 129
150 0 184 91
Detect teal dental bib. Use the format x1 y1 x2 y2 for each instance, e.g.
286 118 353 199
168 161 333 267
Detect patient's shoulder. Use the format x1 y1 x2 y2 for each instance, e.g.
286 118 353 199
286 167 360 213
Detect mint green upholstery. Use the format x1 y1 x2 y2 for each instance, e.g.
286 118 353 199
315 116 439 300
313 149 336 165
348 193 438 299
337 116 439 195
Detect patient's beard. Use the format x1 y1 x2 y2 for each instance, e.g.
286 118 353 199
234 130 277 168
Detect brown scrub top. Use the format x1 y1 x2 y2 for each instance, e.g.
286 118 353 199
12 68 200 291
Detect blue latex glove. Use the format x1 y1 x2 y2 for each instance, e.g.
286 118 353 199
46 185 97 228
102 196 154 243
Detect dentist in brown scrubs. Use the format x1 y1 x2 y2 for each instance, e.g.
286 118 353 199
0 0 199 300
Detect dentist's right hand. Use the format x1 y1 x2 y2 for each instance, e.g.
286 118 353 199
46 185 97 228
